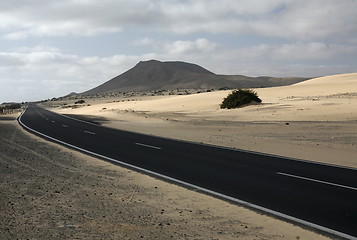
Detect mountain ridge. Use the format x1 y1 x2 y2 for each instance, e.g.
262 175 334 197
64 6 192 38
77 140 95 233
82 60 309 95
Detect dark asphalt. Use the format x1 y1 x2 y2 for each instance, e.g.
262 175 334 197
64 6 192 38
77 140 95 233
19 104 357 238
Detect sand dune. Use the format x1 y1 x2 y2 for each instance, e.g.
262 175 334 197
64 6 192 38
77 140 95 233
52 73 357 168
57 73 357 122
260 73 357 97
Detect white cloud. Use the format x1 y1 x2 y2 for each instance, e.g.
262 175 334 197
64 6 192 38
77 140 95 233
195 38 217 52
133 37 155 46
0 45 164 102
157 0 357 41
206 42 357 65
0 0 356 102
270 42 357 61
0 0 159 39
0 49 124 102
132 37 218 55
164 38 217 54
0 0 355 41
0 53 25 66
1 39 356 103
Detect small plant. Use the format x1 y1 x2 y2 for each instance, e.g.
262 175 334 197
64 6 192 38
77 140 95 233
6 103 22 109
75 100 86 104
220 89 261 109
0 103 22 114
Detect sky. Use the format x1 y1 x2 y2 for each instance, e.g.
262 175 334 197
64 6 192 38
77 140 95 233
0 0 356 103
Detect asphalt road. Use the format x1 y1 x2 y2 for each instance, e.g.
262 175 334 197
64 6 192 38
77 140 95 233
19 104 357 239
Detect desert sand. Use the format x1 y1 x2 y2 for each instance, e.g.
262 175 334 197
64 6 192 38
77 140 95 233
0 115 329 239
53 73 357 168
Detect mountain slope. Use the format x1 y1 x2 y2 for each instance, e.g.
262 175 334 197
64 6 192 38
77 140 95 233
82 60 309 95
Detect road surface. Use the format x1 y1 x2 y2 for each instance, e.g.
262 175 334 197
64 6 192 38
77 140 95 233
19 104 357 239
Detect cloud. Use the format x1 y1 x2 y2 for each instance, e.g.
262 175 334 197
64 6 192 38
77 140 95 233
164 38 217 54
270 42 357 61
217 42 357 63
0 48 125 102
157 0 357 41
0 0 159 39
0 38 218 98
0 45 164 102
0 53 25 66
133 37 155 46
1 38 357 103
132 37 218 55
0 0 356 103
0 0 356 41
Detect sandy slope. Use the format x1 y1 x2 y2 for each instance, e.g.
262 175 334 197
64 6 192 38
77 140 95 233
254 73 357 121
267 73 357 96
0 116 329 239
57 73 357 121
53 73 357 168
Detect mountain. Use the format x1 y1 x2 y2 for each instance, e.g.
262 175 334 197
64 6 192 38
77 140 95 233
82 60 309 95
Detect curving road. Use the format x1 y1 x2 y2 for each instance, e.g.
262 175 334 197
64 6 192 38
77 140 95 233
19 104 357 239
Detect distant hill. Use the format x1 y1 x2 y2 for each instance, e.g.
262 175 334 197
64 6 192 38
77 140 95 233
82 60 310 95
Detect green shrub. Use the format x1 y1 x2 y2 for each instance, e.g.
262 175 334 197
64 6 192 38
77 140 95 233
75 100 85 104
5 103 22 109
220 89 261 109
0 103 21 114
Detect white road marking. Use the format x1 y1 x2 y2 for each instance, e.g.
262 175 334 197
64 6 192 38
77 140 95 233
135 142 162 150
51 120 55 123
62 125 68 128
84 130 96 135
61 114 99 126
277 172 357 191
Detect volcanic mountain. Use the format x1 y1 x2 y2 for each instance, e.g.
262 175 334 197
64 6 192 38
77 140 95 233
82 60 309 95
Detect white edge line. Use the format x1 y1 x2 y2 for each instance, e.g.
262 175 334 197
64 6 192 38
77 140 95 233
135 142 161 150
18 107 357 240
61 113 100 126
277 172 357 191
